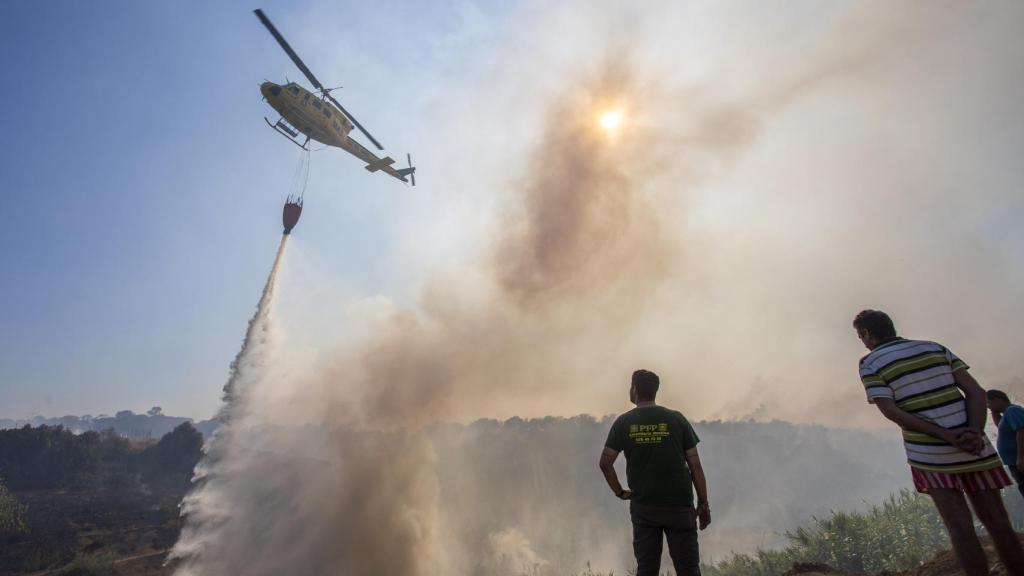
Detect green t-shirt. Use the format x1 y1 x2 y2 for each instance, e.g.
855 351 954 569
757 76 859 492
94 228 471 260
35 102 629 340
604 405 700 506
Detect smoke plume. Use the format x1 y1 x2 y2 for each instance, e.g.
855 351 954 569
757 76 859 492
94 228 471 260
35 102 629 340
174 1 1024 574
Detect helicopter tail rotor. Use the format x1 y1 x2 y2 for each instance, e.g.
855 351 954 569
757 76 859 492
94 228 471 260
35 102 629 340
396 153 416 186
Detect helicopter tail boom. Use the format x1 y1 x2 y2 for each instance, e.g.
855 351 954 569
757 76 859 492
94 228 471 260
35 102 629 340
365 156 396 173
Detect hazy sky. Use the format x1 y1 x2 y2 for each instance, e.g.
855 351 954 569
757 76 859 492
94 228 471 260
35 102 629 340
2 1 1023 425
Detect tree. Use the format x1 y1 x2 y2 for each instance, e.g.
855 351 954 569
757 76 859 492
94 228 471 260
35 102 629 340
147 406 163 417
140 422 203 490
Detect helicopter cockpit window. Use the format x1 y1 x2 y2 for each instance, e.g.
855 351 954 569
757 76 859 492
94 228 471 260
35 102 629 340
288 85 300 95
313 99 322 109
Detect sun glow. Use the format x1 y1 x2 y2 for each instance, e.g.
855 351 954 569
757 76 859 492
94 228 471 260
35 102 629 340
599 110 623 132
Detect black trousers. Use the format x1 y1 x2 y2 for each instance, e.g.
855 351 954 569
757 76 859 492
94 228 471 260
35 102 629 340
630 501 701 576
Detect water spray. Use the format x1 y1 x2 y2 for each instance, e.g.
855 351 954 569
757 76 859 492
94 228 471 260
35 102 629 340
171 195 303 573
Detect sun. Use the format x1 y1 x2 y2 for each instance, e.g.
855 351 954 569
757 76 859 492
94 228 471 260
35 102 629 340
599 110 623 132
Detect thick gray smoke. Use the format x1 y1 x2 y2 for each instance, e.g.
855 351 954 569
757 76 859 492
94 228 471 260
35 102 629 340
174 1 1024 574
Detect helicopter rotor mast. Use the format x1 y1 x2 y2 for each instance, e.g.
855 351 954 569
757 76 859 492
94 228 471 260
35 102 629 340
254 9 385 151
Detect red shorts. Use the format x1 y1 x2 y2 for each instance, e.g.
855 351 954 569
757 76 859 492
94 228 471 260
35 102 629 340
911 466 1012 493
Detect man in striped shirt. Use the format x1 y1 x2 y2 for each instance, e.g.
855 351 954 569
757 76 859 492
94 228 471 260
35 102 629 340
854 310 1024 576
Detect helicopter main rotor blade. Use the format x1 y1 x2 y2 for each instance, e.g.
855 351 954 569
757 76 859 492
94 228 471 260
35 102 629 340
254 9 323 91
255 8 386 151
324 92 385 151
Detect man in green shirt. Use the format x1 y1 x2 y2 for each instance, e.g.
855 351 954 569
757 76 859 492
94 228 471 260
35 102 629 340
599 369 710 576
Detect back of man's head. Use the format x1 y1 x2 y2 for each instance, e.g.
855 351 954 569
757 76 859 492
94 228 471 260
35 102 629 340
853 309 897 340
632 369 660 401
987 389 1011 403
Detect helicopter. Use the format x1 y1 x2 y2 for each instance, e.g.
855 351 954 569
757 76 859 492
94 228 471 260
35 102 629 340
254 9 416 185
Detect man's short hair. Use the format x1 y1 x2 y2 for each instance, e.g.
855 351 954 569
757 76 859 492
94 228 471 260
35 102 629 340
632 369 660 400
987 389 1011 403
852 310 897 340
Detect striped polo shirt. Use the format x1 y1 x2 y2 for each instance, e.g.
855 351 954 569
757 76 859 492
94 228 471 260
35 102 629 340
859 338 1002 473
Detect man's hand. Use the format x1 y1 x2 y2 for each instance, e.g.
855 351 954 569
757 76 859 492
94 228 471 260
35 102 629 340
600 447 630 500
684 446 710 529
952 428 985 456
697 501 711 530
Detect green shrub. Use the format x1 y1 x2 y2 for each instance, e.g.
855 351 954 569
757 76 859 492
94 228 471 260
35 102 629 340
704 490 948 576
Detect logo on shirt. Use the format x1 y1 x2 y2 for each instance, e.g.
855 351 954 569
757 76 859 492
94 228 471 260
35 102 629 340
629 423 670 445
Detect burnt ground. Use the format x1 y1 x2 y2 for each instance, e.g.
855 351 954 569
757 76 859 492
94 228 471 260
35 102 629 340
0 489 181 576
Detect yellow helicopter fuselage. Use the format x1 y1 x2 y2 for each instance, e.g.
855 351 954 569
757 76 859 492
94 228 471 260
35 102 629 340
261 81 353 147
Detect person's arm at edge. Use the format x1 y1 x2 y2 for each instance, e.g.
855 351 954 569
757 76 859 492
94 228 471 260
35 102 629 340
599 447 632 500
685 447 710 530
1016 427 1024 472
1007 407 1024 472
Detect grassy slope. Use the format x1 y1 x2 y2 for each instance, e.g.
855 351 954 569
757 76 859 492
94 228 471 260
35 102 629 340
784 535 1021 576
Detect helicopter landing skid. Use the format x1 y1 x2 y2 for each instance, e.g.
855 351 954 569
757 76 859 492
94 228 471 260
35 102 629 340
265 117 310 150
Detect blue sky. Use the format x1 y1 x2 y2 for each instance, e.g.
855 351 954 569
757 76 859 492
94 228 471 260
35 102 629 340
0 1 498 419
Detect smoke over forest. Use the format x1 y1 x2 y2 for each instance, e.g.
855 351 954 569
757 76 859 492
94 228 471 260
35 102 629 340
174 416 905 574
172 1 1024 575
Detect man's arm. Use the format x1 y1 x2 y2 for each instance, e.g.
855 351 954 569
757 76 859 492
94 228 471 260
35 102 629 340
599 447 632 500
1016 428 1024 473
874 398 972 450
952 369 987 433
685 447 710 530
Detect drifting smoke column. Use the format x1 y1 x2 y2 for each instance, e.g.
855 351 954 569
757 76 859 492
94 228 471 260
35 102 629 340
165 63 669 576
167 0 1024 572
